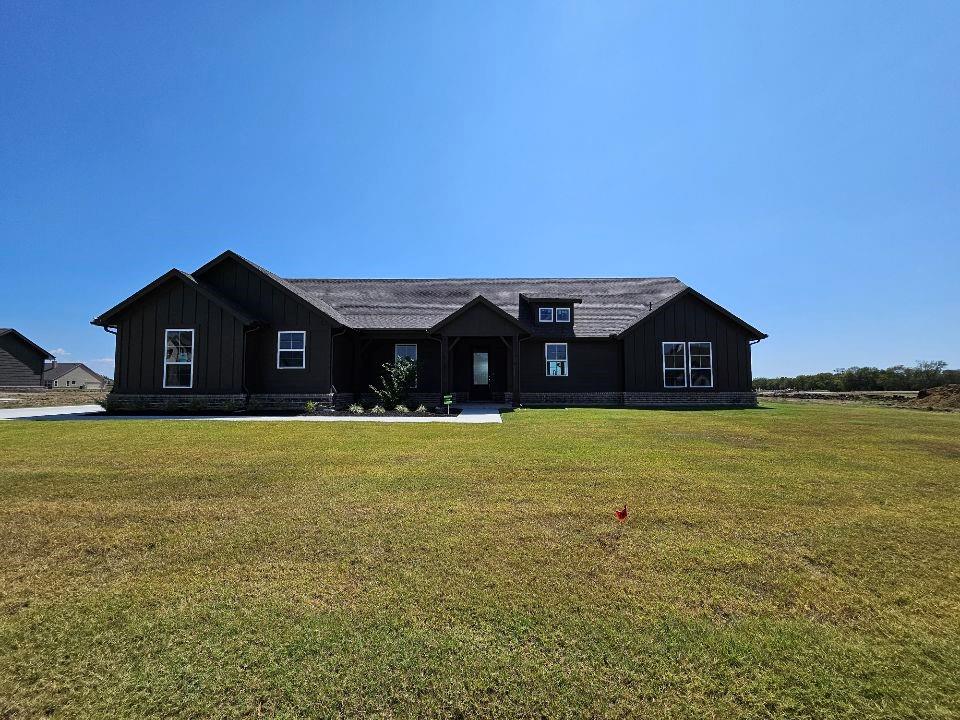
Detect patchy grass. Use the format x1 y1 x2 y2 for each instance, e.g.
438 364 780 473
1 403 958 718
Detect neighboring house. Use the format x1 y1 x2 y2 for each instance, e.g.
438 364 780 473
0 328 54 388
43 362 111 390
92 250 767 411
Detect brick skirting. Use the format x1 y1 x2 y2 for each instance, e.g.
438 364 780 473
623 391 758 407
104 393 248 413
518 392 622 406
104 390 758 413
518 391 758 407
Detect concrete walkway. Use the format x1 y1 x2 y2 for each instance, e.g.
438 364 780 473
0 404 504 424
0 404 106 420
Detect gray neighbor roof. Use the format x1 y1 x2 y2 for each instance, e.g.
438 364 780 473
286 277 690 336
43 362 111 383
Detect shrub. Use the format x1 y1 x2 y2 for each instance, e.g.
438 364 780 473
348 403 364 415
369 357 418 408
414 404 429 414
370 405 385 415
304 400 318 415
394 404 410 413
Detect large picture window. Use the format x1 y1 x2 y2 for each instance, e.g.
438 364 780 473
395 344 418 387
163 329 194 388
662 342 686 388
545 343 568 376
688 342 713 387
277 331 306 369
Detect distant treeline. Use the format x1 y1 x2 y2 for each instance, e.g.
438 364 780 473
754 361 960 391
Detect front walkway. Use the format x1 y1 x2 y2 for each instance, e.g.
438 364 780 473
0 404 505 424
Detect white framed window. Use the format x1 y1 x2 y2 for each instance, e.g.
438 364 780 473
539 307 554 323
545 343 568 376
277 331 306 369
163 329 194 389
555 307 571 323
53 380 58 387
395 343 418 387
662 342 686 388
688 342 713 388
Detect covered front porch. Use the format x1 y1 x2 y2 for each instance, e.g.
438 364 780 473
347 296 526 406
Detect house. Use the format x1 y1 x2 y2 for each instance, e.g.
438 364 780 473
43 362 111 390
0 328 55 388
91 251 767 411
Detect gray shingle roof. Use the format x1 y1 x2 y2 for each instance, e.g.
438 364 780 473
285 277 688 336
42 362 110 383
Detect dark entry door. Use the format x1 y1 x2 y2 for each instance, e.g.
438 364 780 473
471 351 491 401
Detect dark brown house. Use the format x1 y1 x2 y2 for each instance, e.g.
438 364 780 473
0 328 55 388
92 251 767 411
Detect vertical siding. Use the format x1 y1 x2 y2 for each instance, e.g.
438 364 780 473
198 258 333 393
113 279 246 394
622 294 755 392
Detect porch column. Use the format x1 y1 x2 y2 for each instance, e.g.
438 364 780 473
440 334 449 398
512 333 520 406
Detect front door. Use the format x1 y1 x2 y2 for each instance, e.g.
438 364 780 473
471 351 491 401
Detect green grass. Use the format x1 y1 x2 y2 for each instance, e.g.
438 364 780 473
1 402 958 718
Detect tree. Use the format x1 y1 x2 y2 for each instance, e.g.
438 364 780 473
369 356 418 407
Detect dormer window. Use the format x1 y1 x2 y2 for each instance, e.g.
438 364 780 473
556 307 571 323
539 307 554 323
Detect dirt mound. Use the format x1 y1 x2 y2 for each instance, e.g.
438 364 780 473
903 385 960 411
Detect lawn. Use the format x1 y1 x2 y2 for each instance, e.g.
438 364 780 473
1 403 958 719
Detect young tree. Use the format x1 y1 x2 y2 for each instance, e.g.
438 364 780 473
369 356 417 408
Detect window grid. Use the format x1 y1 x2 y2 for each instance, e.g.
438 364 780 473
662 342 687 388
163 329 194 389
545 342 568 376
395 344 418 388
688 342 713 388
277 331 306 369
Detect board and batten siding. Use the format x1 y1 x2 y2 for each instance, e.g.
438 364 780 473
519 339 622 393
622 293 753 392
196 256 333 393
0 334 46 387
113 279 245 394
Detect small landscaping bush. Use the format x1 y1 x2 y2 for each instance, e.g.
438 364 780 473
414 404 429 414
370 405 385 415
304 400 319 415
394 404 410 413
348 403 364 415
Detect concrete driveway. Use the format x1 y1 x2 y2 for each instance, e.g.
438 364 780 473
0 404 504 424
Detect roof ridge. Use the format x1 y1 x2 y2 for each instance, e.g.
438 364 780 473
285 276 683 282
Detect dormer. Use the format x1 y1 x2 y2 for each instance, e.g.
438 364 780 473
520 294 582 332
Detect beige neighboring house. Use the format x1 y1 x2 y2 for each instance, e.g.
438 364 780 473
43 362 111 390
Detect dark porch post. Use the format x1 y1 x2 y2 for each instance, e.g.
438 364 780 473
512 333 520 406
440 334 449 399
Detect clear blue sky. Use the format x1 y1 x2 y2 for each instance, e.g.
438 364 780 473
2 2 957 379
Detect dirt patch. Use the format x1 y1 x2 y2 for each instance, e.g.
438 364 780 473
0 390 107 409
902 384 960 411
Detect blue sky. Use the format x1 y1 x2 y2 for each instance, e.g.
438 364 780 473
2 2 957 378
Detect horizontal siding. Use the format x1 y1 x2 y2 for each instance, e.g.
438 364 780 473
0 335 45 386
